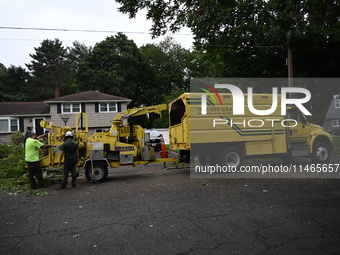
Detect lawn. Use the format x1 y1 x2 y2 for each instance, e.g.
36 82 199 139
332 136 340 155
333 136 340 147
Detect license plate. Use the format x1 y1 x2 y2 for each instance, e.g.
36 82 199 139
152 143 156 146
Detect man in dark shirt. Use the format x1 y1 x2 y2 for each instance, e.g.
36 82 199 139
57 131 79 190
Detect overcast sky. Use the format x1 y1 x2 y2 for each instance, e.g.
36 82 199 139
0 0 193 68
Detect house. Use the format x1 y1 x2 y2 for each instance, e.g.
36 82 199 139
323 96 340 135
0 90 131 143
0 102 50 143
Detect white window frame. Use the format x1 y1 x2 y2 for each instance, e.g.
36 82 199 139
335 99 340 108
99 103 117 113
62 103 82 114
0 117 19 133
332 120 340 127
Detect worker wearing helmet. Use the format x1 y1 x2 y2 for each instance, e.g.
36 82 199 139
57 131 79 190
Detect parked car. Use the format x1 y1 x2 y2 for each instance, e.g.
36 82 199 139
145 130 162 151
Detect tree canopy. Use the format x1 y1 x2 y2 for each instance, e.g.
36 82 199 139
25 39 75 100
1 0 339 125
116 0 340 77
0 65 30 101
77 33 147 106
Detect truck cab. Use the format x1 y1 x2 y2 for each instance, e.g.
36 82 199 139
287 107 333 163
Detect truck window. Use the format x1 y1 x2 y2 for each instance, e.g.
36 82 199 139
170 99 186 126
298 110 308 125
288 108 308 125
288 108 298 122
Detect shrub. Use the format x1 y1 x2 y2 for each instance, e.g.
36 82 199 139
11 131 24 146
0 133 26 179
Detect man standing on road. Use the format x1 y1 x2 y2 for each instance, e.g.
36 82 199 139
57 131 79 190
25 132 54 189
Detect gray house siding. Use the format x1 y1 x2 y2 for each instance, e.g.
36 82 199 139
0 101 51 144
49 102 129 137
0 91 131 144
323 98 340 134
0 115 50 144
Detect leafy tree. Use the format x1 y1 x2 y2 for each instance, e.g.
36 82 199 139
153 87 187 128
302 79 340 125
67 41 93 64
0 64 8 101
26 39 75 101
0 65 30 101
77 33 151 106
116 0 340 78
66 41 94 93
139 37 190 105
158 37 191 90
116 0 340 124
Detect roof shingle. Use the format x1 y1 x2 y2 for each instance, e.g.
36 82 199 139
0 102 50 116
44 90 131 103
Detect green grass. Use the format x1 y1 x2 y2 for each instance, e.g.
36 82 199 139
332 136 340 147
165 144 179 153
332 136 340 155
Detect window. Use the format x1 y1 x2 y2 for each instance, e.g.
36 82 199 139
0 118 19 133
62 103 81 113
332 120 340 127
10 119 18 131
335 99 340 108
99 103 117 113
287 108 309 125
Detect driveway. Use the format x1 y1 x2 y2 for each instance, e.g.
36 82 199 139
1 156 339 254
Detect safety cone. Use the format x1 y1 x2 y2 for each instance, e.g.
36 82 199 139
159 134 169 158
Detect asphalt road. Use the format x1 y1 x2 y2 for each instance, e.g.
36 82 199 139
1 156 340 255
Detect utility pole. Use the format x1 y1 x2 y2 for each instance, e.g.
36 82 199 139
287 31 293 88
287 29 294 99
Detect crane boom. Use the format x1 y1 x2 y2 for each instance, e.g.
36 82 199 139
113 104 167 122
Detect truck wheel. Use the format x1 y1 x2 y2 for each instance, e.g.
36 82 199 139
220 147 244 168
312 142 331 164
85 162 108 183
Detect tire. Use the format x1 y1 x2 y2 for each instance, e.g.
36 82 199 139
311 142 331 164
219 147 244 168
85 162 108 183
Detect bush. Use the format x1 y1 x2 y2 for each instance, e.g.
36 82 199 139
0 133 26 179
11 131 24 146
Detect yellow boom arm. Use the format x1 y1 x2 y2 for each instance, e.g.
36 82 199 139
112 104 167 125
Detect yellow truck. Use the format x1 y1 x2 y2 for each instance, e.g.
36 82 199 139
39 104 177 183
169 93 333 167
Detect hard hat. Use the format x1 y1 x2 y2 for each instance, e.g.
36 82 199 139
65 131 74 137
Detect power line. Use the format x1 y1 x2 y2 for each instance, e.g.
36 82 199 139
0 38 94 43
0 26 192 36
